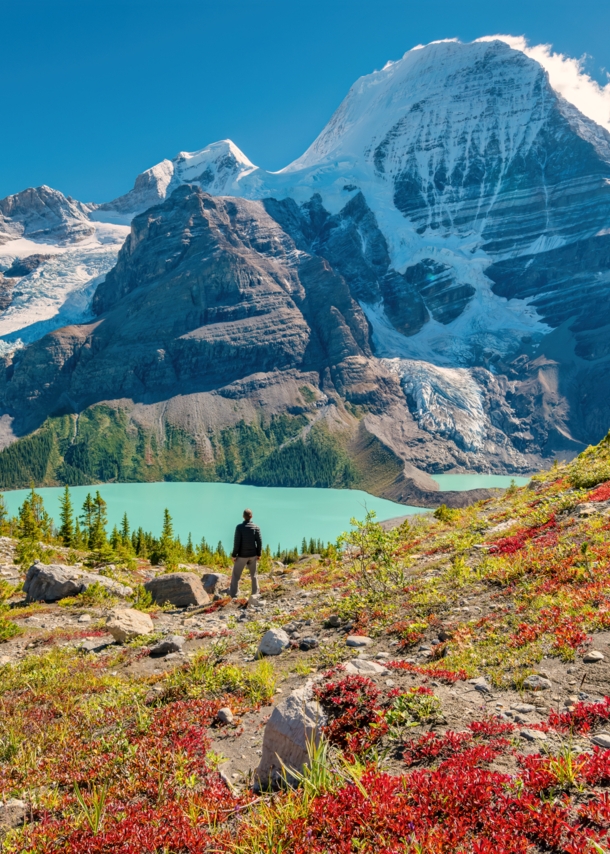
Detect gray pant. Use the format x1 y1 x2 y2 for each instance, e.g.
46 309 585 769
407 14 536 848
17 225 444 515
230 556 259 598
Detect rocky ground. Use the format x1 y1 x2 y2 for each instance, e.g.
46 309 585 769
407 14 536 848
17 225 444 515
3 439 610 850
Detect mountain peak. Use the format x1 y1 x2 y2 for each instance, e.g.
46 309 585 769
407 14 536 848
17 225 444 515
97 139 257 218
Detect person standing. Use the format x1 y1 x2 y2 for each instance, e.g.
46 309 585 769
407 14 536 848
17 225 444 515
230 508 262 598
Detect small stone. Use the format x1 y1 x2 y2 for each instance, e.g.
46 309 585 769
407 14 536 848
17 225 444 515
345 659 388 675
374 652 390 659
583 650 605 663
78 614 92 623
258 629 291 656
523 674 552 691
327 615 342 628
248 594 264 609
299 637 319 651
511 703 536 713
520 729 547 742
468 676 493 695
346 635 373 648
149 635 186 657
385 678 396 687
216 707 235 725
592 732 610 749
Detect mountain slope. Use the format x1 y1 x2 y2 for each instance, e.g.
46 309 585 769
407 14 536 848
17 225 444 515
2 37 610 494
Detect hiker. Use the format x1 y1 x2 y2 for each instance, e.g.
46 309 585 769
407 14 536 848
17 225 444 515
230 508 262 598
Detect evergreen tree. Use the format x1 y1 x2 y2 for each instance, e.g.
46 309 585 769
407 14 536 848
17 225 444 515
17 487 51 541
90 491 108 551
58 486 74 547
161 508 174 542
81 493 95 547
186 532 194 561
110 525 121 550
73 518 84 550
121 512 130 544
0 493 7 527
301 537 308 555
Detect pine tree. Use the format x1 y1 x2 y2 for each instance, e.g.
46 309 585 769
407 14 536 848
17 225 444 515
17 487 51 541
89 491 108 551
301 537 308 555
73 518 84 550
186 532 194 561
81 493 95 548
0 493 7 527
58 486 74 547
121 512 130 544
110 525 121 550
161 508 174 542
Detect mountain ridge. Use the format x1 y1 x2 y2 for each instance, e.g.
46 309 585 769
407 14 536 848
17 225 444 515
1 37 610 498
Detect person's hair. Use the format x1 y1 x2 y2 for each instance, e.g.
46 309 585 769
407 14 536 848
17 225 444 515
243 508 253 521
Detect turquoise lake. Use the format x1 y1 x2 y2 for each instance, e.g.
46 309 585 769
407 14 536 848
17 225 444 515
2 474 531 551
431 474 531 491
2 482 419 552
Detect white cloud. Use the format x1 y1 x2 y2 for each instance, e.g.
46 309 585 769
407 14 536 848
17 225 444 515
476 35 610 132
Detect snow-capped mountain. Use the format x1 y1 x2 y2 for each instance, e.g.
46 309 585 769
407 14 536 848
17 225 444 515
2 36 610 489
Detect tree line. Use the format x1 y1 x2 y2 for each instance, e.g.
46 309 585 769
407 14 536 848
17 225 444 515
3 486 329 570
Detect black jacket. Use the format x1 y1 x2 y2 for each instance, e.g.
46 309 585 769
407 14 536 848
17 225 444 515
232 521 262 558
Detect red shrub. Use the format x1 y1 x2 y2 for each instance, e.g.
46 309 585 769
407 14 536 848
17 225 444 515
588 481 610 502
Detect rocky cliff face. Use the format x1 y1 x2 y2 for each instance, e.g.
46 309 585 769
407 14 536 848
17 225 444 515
1 37 610 497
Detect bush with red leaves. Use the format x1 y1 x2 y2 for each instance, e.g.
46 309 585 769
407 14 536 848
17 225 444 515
488 515 557 555
313 674 386 754
588 481 610 502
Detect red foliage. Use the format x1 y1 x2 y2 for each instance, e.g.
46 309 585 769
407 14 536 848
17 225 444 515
488 514 557 555
313 675 386 753
386 659 468 684
588 480 610 502
547 697 610 734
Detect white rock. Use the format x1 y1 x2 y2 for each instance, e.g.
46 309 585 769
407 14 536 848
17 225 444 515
345 659 388 675
583 650 605 663
106 608 154 643
346 635 373 648
592 732 610 749
258 629 291 656
78 614 92 623
254 683 325 788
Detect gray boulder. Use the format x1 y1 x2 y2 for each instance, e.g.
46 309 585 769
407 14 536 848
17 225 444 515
201 572 230 595
144 572 209 608
23 562 132 602
258 628 291 656
149 635 186 657
523 674 552 691
254 683 326 788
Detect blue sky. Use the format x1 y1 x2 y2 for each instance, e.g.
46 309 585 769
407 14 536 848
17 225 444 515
2 0 610 202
